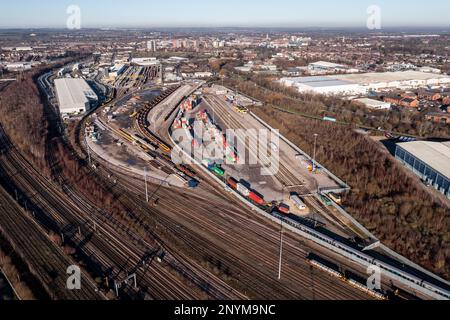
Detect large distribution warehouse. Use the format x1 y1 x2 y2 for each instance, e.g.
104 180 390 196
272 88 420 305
395 141 450 199
54 78 98 114
280 71 450 96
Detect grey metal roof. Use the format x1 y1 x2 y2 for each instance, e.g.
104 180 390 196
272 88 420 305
54 78 97 112
397 141 450 180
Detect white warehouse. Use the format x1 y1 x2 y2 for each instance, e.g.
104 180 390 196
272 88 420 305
280 71 450 96
54 78 98 115
280 76 365 95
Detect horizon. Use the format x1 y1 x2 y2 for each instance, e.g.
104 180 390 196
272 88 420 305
1 0 449 29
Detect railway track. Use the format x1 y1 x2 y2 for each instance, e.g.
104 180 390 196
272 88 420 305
88 157 371 300
1 128 229 299
204 95 353 234
76 85 374 299
205 94 303 188
0 173 102 299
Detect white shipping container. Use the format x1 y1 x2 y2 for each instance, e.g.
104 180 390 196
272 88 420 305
237 183 250 197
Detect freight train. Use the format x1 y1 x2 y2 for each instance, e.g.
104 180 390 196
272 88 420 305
226 177 266 206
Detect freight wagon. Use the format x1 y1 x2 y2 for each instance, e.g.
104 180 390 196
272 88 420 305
393 287 421 300
347 279 388 300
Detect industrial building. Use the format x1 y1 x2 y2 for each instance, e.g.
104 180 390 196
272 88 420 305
54 78 98 115
109 64 126 78
280 71 450 96
131 57 161 67
395 141 450 199
352 98 391 110
280 76 365 95
308 61 358 75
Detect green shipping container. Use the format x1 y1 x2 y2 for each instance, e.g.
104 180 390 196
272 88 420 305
212 166 225 177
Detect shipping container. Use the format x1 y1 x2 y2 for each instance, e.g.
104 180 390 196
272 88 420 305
227 177 238 190
227 149 238 162
211 165 225 177
173 119 182 129
188 179 199 188
278 203 290 214
248 191 265 206
202 159 213 167
237 183 250 197
226 155 235 163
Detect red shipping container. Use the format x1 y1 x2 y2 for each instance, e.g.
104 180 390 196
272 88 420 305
249 191 265 206
278 204 290 214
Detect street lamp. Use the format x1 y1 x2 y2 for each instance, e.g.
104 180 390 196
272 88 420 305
278 220 283 280
313 134 318 172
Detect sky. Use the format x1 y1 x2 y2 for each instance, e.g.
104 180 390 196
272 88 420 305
0 0 449 29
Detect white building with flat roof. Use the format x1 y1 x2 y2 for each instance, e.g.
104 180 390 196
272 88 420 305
308 61 348 74
280 71 450 96
131 57 161 66
353 98 391 110
54 78 98 115
280 76 365 95
333 71 450 91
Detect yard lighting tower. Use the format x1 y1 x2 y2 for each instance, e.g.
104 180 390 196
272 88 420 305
313 133 318 172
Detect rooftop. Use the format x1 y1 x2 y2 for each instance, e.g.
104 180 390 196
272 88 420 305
353 98 391 106
397 141 450 180
283 76 354 87
54 78 97 111
334 71 450 84
309 61 346 68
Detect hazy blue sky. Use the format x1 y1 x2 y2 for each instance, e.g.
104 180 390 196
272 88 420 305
1 0 449 29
